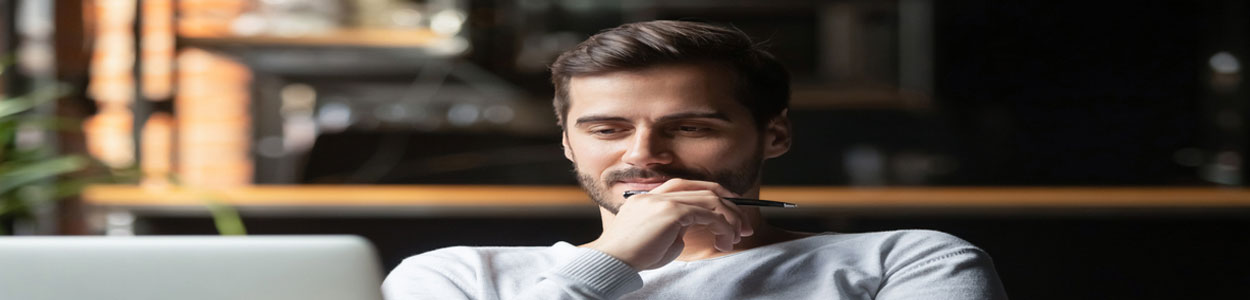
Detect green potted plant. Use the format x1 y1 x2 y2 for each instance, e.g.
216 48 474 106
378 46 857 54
2 58 242 235
0 82 91 235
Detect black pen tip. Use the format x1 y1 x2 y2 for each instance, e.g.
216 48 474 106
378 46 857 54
623 190 647 198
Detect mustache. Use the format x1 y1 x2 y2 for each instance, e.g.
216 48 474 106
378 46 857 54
603 166 710 184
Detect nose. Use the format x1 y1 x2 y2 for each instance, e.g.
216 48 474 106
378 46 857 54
622 127 673 167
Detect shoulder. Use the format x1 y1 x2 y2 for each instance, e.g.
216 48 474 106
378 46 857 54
849 230 984 265
842 230 997 284
831 230 1007 299
383 245 566 295
796 230 990 273
857 229 981 254
383 244 573 299
392 244 564 274
797 229 978 252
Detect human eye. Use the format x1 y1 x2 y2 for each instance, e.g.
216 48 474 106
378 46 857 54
668 124 714 136
586 126 629 138
592 128 619 134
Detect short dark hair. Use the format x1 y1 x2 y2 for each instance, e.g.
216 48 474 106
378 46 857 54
550 20 790 129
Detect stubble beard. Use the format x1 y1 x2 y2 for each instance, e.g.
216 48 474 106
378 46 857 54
573 155 762 215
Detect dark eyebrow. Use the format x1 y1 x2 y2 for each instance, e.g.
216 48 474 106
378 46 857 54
656 112 732 123
574 115 630 127
573 111 732 127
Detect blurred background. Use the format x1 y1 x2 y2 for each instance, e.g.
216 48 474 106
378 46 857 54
2 0 1249 298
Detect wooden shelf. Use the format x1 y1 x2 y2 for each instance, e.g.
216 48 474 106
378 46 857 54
179 28 451 48
84 185 590 207
83 185 1250 209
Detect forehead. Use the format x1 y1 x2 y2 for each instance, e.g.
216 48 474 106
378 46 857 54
566 63 745 118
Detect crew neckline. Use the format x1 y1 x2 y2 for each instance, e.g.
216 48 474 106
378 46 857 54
553 232 840 266
668 232 837 264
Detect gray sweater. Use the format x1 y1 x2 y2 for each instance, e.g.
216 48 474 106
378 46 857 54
383 230 1007 299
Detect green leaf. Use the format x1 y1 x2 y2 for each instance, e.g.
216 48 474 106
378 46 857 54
207 202 248 236
6 115 83 131
0 97 37 120
0 194 31 221
0 197 13 216
0 83 72 120
0 121 14 159
49 176 108 198
0 155 88 196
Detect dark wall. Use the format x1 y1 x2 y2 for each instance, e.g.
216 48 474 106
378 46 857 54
935 1 1207 185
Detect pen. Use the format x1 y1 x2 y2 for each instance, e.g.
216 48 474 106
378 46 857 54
623 190 798 208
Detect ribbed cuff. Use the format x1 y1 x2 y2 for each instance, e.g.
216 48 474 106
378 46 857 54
547 248 643 299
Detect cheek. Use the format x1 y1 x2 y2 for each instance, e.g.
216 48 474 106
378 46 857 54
673 138 742 162
706 131 762 161
568 136 621 170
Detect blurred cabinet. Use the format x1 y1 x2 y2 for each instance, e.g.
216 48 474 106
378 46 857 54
125 0 569 185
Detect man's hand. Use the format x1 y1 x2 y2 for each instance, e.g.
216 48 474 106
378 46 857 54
584 179 756 270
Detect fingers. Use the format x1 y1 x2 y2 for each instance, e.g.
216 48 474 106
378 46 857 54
649 178 745 223
650 190 754 237
625 178 758 251
594 178 759 270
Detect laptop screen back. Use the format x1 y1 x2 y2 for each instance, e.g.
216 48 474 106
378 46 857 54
0 235 384 300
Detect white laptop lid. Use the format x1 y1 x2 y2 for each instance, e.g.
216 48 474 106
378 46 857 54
0 235 384 300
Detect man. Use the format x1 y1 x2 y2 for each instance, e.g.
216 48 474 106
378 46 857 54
383 20 1007 299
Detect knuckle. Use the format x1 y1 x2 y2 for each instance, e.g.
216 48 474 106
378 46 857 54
657 201 679 209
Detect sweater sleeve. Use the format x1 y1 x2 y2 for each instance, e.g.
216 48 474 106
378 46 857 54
874 231 1009 300
530 247 645 299
382 246 643 300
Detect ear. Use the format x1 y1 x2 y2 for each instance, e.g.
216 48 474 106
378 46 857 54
561 131 575 162
762 109 792 159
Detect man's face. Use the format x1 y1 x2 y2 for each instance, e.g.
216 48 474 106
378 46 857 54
561 63 785 214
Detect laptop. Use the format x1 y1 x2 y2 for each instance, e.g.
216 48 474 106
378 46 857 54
0 235 385 300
